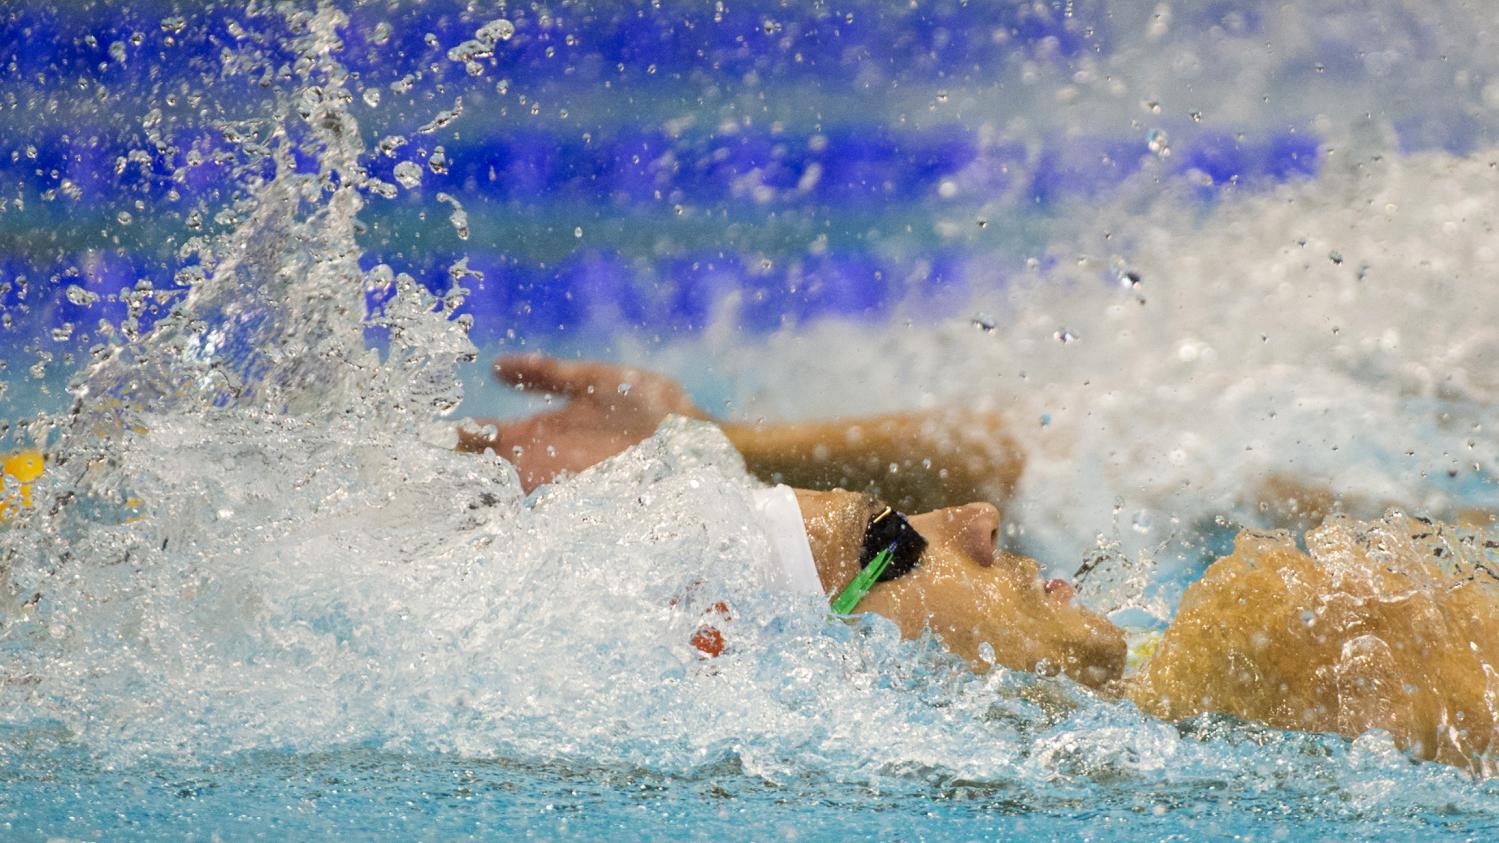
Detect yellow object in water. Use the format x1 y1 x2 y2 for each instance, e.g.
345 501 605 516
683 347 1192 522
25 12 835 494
0 448 44 520
1125 629 1163 674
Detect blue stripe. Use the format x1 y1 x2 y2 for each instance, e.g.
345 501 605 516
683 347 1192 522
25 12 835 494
1 3 1255 88
3 126 1317 207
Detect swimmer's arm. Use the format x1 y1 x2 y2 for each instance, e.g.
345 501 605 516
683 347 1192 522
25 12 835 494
460 355 1022 512
720 412 1022 515
456 355 707 490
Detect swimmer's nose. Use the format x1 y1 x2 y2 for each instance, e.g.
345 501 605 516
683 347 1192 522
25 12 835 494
909 501 1001 567
953 502 1001 566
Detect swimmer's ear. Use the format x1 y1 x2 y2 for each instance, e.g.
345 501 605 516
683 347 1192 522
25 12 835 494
492 354 703 417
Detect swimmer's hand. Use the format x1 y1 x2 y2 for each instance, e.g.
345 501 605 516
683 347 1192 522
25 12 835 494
457 354 707 491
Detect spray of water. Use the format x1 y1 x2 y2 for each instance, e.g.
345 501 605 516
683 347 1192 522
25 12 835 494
0 6 1025 786
0 3 502 755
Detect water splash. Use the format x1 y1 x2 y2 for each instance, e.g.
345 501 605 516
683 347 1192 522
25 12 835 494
0 6 1023 788
0 4 482 756
69 6 468 425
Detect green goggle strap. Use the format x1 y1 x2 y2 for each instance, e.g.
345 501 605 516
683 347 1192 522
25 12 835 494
830 545 895 615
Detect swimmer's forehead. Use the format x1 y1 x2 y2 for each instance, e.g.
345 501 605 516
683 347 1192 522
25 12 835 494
796 489 887 533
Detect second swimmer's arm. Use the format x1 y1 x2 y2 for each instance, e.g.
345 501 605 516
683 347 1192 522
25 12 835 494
722 411 1022 516
462 355 1023 512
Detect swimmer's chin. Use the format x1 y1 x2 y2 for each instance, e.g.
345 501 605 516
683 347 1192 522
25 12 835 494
1051 606 1128 690
989 606 1126 691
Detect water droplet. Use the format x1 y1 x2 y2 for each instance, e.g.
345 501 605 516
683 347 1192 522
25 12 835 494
377 135 407 158
362 88 381 108
436 192 468 240
477 19 516 43
427 147 449 175
372 21 393 45
1054 328 1077 344
936 90 949 103
1146 128 1170 158
393 161 422 189
416 100 464 135
1328 251 1343 265
1132 510 1153 534
574 226 583 238
65 285 99 306
617 382 632 395
116 210 133 225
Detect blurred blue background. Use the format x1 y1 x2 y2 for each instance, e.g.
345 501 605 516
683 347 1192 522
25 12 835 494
0 2 1338 365
6 0 1492 411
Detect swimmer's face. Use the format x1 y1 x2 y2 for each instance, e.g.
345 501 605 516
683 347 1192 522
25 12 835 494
795 490 1125 688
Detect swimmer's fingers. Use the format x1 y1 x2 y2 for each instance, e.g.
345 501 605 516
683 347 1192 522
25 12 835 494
493 354 646 397
455 416 510 455
492 354 703 417
455 412 640 491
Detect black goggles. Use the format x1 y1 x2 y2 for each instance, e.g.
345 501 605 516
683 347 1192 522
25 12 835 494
859 505 928 582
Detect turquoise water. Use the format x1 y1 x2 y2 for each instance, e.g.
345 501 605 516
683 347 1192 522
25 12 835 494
6 2 1499 839
5 736 1498 840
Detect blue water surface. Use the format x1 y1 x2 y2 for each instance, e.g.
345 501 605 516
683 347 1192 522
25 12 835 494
5 740 1498 841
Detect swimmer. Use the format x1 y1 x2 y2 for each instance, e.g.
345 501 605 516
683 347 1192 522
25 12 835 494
459 354 1499 772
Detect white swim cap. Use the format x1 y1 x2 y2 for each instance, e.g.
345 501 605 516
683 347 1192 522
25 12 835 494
748 484 823 596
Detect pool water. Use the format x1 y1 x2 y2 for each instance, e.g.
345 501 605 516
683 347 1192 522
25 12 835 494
5 1 1499 839
5 739 1498 840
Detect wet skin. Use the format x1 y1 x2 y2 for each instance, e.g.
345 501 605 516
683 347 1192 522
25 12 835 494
793 489 1126 690
1130 521 1499 771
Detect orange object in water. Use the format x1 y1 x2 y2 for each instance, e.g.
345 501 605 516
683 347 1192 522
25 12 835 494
0 449 44 520
670 582 733 658
688 625 727 658
688 601 733 658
